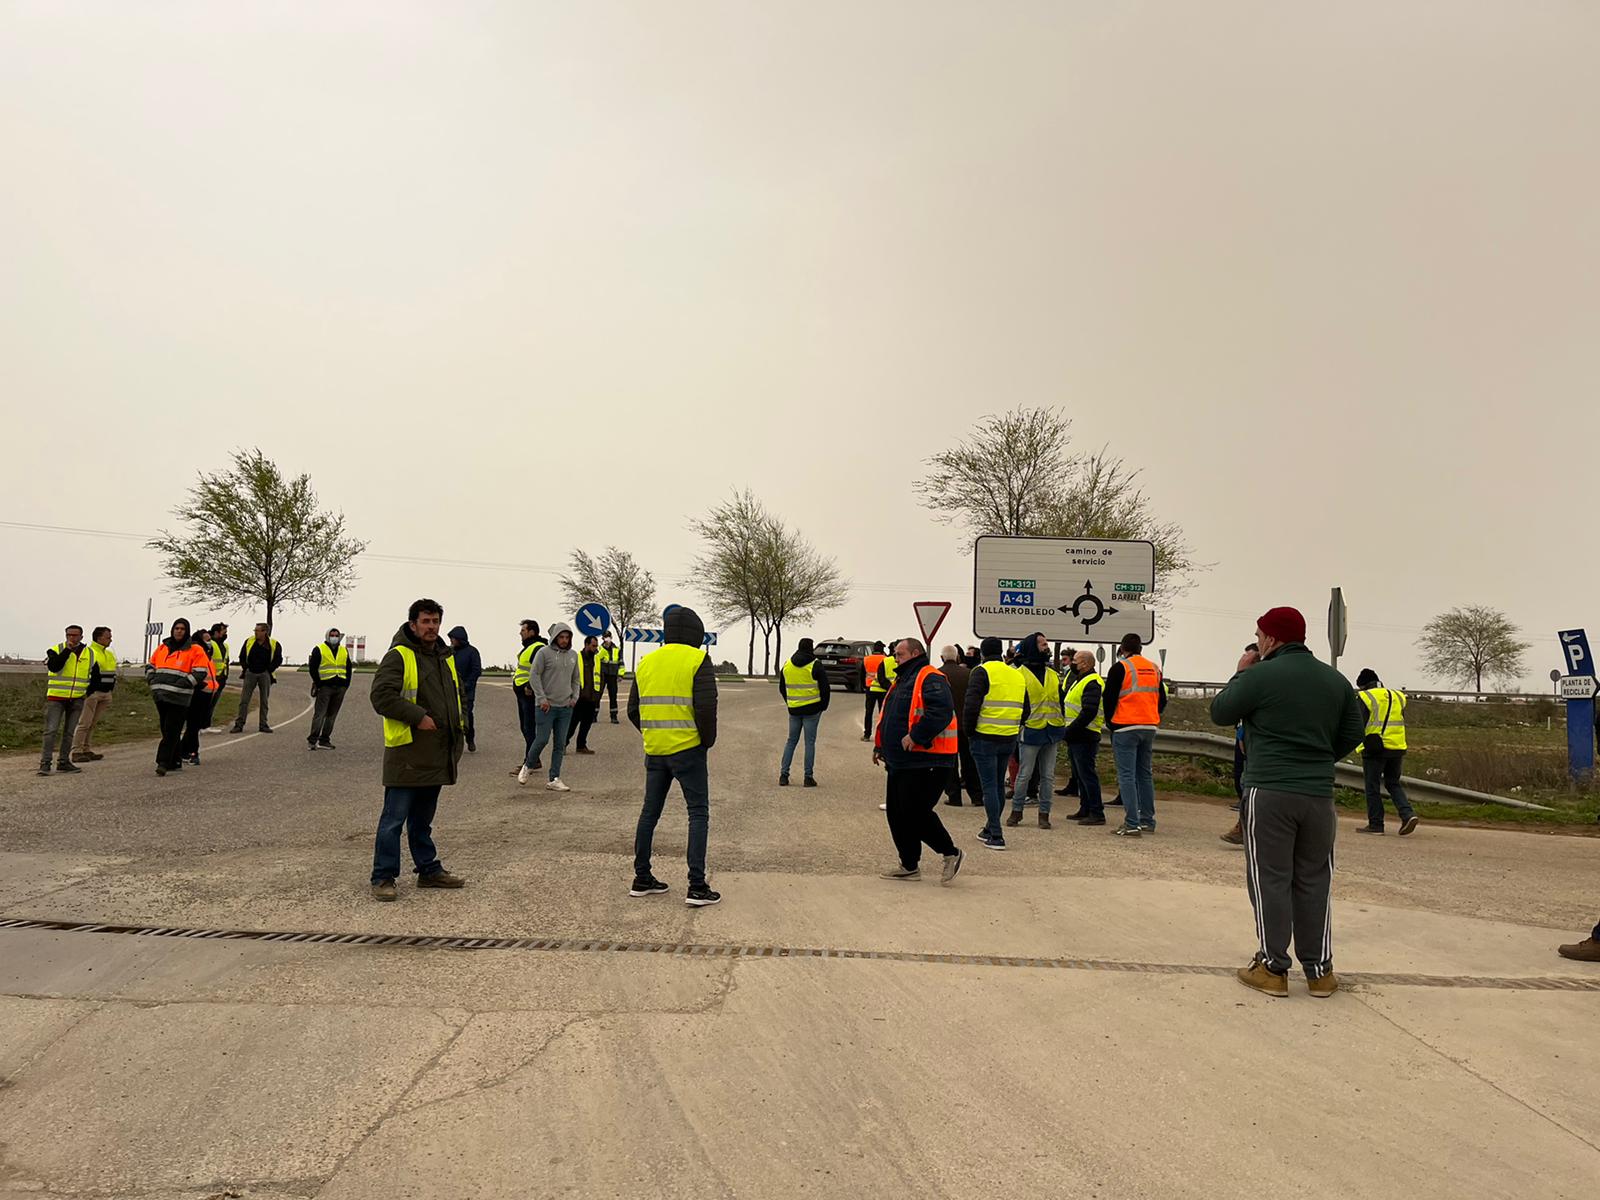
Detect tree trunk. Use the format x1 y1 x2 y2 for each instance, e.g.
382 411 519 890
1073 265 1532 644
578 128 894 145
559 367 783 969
746 617 756 676
774 623 783 670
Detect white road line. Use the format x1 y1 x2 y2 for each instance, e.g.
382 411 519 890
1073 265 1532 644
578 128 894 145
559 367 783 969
205 700 315 750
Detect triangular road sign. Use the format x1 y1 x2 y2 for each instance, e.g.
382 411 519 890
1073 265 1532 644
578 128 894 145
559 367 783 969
913 601 952 648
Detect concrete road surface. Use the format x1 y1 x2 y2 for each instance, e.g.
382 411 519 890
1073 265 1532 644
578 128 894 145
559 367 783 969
1 675 1596 1199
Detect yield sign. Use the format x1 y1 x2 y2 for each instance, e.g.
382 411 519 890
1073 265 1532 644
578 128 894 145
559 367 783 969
913 601 952 649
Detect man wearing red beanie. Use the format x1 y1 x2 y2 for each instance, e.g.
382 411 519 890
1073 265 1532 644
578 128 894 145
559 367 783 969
1210 606 1366 998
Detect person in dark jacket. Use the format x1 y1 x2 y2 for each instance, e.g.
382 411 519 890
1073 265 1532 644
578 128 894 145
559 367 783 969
179 628 218 764
628 605 721 905
231 622 283 733
778 636 831 786
568 634 603 754
938 645 981 807
875 638 963 883
963 637 1030 849
447 625 483 752
1102 632 1169 835
307 627 354 750
1210 607 1366 999
367 598 468 902
1061 650 1106 823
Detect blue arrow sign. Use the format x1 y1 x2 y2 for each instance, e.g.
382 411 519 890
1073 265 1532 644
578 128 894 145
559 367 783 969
575 602 611 639
624 628 663 644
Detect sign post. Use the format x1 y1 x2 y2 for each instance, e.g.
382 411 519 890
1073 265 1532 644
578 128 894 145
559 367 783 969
973 536 1155 644
1558 628 1596 781
1328 587 1348 672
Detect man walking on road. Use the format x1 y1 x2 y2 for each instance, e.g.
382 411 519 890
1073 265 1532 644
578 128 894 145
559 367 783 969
447 626 482 752
368 598 468 902
875 638 963 884
40 625 92 776
1104 633 1166 837
939 645 981 807
1354 668 1419 837
1008 632 1065 830
69 626 119 763
963 637 1028 851
778 636 831 787
628 605 721 907
568 634 603 755
1062 650 1107 825
862 640 890 741
1211 607 1367 999
307 628 353 750
519 622 579 791
231 622 282 733
600 631 625 723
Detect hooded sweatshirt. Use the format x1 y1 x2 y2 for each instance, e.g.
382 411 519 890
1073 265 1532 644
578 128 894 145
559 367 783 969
531 621 581 706
627 606 719 750
1017 633 1061 746
777 639 831 716
446 626 482 692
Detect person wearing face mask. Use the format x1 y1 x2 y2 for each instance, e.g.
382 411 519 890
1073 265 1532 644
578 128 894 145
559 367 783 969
146 618 216 777
307 627 353 750
1210 607 1367 999
519 621 580 791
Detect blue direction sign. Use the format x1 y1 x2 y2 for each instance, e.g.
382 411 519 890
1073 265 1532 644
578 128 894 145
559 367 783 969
575 603 612 639
1558 629 1593 678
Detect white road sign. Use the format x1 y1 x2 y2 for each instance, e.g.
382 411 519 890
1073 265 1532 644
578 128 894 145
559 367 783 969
973 536 1156 644
1559 674 1597 700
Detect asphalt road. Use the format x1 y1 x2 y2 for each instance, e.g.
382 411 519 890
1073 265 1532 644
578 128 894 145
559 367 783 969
1 677 1597 1198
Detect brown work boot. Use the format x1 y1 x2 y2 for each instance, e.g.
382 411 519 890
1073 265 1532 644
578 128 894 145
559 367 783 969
1220 821 1243 845
417 870 465 889
1005 810 1023 827
1236 957 1288 997
1037 812 1052 829
1307 973 1339 999
1557 937 1600 963
70 749 92 763
371 880 398 902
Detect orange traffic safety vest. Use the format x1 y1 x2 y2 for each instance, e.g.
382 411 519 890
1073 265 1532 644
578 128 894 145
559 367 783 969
875 664 958 754
864 653 887 693
1115 654 1163 726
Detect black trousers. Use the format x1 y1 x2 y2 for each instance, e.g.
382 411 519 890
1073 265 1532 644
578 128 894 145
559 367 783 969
515 688 535 753
567 699 600 749
603 674 619 717
1233 741 1246 799
945 729 982 804
461 683 476 744
886 764 958 870
863 690 884 737
155 700 188 769
179 688 213 759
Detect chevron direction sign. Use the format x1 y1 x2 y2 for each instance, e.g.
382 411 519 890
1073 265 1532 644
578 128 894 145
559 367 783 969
625 628 718 647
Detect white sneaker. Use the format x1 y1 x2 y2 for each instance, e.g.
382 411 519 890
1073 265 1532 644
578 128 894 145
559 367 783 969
546 778 571 792
517 765 530 785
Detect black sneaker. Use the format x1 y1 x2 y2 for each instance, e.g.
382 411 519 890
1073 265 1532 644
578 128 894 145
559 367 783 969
1139 823 1155 834
1113 825 1142 837
685 884 721 907
57 760 82 774
1356 825 1386 835
1074 814 1107 826
1398 816 1419 836
36 763 51 776
308 742 319 751
628 876 670 898
466 738 477 752
977 831 1007 851
803 777 817 788
779 775 790 787
319 740 335 750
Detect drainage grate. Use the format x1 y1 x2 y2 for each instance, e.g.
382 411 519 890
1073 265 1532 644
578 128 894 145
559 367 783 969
1 916 1596 992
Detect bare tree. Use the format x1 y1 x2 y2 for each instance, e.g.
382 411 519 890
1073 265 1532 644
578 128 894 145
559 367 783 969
558 546 659 644
690 490 769 674
147 449 366 631
1417 606 1531 692
753 518 851 672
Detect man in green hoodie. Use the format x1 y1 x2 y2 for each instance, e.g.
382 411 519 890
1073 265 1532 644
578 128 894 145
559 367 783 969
1210 607 1366 999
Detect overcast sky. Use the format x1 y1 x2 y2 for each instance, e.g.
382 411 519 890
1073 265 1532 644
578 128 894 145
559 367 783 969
3 1 1595 686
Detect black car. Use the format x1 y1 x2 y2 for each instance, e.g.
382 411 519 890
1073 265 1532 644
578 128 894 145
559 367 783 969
813 639 875 692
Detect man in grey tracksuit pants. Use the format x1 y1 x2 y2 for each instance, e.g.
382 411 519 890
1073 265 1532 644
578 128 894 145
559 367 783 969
1210 607 1367 998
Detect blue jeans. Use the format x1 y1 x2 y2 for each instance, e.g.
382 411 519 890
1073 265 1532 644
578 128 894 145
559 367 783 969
371 785 444 883
1111 728 1157 829
634 747 710 886
1012 736 1062 814
780 711 820 777
524 704 573 779
971 739 1013 840
1067 737 1103 816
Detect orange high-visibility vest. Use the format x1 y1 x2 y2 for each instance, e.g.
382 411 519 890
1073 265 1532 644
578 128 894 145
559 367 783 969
1115 654 1163 726
875 664 958 754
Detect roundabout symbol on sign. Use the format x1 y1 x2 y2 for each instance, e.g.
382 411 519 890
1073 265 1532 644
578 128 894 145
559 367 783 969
1059 580 1119 636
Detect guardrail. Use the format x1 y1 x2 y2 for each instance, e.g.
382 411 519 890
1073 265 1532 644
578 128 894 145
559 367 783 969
1151 728 1555 812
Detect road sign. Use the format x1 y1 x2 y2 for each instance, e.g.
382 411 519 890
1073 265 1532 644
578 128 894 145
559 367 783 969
913 601 951 649
1550 669 1562 683
1328 588 1348 667
1558 629 1593 677
145 621 164 637
575 603 612 639
1559 675 1598 700
624 627 717 648
973 536 1154 643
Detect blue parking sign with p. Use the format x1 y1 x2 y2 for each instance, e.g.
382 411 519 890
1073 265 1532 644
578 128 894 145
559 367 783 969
1559 629 1593 677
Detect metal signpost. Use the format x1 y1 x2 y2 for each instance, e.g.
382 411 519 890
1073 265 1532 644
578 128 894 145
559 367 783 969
1558 628 1596 780
1328 587 1348 672
972 536 1155 644
575 602 612 640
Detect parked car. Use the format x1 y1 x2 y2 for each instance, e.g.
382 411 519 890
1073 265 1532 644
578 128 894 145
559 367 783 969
813 639 875 693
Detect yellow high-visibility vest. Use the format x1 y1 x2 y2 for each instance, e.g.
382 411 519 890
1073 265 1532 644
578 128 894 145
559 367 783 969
635 644 705 756
382 646 463 748
1359 687 1407 751
513 639 545 687
1063 672 1105 733
313 642 350 682
46 643 94 700
87 642 119 691
1023 666 1066 730
600 644 627 677
782 659 821 710
974 661 1026 737
211 639 229 674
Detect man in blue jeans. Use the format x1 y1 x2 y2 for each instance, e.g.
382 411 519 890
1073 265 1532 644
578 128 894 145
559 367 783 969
1102 632 1166 837
367 598 468 901
628 605 721 906
519 621 580 792
778 637 831 786
962 637 1028 851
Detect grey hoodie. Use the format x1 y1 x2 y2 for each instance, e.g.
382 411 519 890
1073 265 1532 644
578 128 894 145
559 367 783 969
531 621 581 706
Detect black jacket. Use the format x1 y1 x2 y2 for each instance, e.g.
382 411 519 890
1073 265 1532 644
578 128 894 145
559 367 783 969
1064 675 1103 744
777 646 831 716
963 658 1031 746
240 637 283 674
628 606 718 751
877 653 955 769
447 627 483 693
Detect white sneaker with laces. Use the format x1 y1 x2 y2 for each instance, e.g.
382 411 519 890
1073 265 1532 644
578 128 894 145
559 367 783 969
517 765 530 785
547 778 571 792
